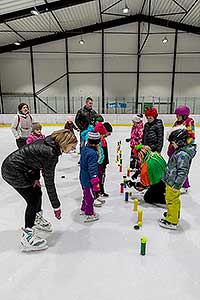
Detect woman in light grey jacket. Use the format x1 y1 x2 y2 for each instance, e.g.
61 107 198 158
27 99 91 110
11 102 33 148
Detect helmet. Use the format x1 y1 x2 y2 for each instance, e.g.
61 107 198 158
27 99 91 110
103 122 113 133
175 105 190 116
168 127 188 146
145 107 158 118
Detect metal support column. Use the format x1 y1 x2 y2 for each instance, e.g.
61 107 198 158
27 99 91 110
135 21 141 113
30 46 37 113
102 28 105 113
170 29 178 113
65 38 70 113
0 79 4 113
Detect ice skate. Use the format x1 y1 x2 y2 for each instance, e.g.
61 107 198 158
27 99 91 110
180 187 188 194
34 210 52 232
84 212 99 223
94 199 102 207
21 228 48 252
159 218 177 230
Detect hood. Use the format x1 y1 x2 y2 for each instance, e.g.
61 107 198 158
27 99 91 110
44 136 62 155
178 144 197 159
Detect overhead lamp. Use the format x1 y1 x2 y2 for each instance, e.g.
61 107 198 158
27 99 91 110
14 41 21 46
31 6 40 16
79 37 85 45
162 36 168 44
122 2 129 14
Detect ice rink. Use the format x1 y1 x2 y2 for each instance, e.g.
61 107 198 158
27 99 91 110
0 125 199 300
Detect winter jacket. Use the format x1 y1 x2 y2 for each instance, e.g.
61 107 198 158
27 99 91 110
1 136 62 209
64 122 78 134
140 151 166 187
130 121 143 148
79 144 98 188
142 118 164 153
11 112 33 139
75 105 97 131
162 144 196 190
26 133 45 144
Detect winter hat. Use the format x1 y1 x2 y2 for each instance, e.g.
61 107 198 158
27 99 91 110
145 107 158 118
32 122 42 132
103 122 113 133
94 122 107 135
66 116 73 122
95 114 104 123
18 102 29 112
132 114 143 123
88 131 101 145
175 105 190 116
133 144 151 160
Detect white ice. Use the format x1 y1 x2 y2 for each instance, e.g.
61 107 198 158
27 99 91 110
0 125 200 300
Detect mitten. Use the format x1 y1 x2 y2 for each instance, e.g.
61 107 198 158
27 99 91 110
54 207 61 219
90 176 100 192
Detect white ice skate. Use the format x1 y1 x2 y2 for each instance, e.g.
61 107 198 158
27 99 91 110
34 210 52 232
93 199 102 207
21 228 48 252
84 212 99 223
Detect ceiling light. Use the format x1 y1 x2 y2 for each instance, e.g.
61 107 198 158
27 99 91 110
31 6 40 16
162 36 168 44
14 41 21 46
79 38 85 45
122 2 129 14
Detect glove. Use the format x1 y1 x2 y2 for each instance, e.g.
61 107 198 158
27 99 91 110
131 169 140 180
90 176 100 192
33 179 41 188
54 207 61 219
126 180 135 188
125 138 130 142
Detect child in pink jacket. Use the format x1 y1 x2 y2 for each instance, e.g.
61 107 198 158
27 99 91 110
126 114 144 169
27 122 45 145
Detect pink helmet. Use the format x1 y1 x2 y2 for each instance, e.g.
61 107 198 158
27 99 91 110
175 105 190 116
66 116 73 122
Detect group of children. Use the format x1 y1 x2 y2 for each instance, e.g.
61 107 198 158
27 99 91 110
2 102 196 252
126 105 196 230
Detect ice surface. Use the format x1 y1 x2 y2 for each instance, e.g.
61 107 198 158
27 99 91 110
0 126 199 300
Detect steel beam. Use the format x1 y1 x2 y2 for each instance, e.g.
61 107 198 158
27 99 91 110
0 0 95 23
135 21 141 113
65 38 70 113
30 46 37 113
170 29 178 114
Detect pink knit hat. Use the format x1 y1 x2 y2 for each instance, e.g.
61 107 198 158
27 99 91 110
66 116 73 122
94 122 107 135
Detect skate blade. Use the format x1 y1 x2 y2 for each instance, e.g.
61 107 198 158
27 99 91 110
21 244 48 252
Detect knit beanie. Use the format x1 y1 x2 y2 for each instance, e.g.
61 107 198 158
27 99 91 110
132 114 143 123
145 107 158 118
103 122 113 133
94 122 107 135
88 131 101 144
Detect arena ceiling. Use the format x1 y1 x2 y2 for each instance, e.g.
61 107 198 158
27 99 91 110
0 0 199 53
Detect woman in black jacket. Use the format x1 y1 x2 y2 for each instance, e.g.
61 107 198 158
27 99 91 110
1 129 77 252
142 107 164 153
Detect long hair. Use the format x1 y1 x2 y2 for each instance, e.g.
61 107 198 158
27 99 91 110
51 129 77 151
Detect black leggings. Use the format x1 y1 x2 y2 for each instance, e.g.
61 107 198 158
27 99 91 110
15 186 42 228
144 181 166 204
